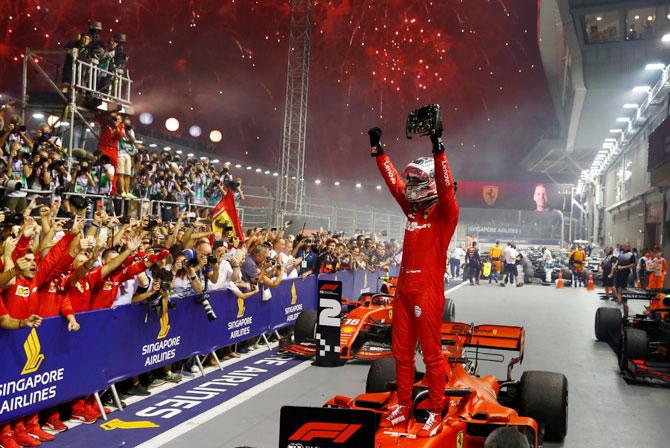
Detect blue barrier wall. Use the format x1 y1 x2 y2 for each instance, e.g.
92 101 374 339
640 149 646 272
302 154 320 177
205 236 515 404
0 268 397 423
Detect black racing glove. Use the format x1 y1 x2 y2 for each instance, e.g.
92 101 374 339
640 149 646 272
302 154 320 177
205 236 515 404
368 127 385 157
430 122 445 154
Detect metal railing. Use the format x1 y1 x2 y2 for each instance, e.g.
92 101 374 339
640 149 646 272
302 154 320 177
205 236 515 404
71 50 132 105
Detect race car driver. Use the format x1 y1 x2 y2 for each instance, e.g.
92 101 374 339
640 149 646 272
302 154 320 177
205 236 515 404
369 122 459 438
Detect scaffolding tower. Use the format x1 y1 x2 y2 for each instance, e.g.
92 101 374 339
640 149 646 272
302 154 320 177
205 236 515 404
278 0 312 214
20 48 133 173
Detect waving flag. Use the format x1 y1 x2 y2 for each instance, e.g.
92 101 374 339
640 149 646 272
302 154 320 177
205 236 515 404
211 190 245 242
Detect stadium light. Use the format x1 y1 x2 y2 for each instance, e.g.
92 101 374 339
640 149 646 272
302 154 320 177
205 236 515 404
32 112 44 119
165 117 179 131
201 156 208 161
212 159 220 164
355 183 362 188
609 129 623 133
149 143 157 148
604 138 617 142
189 125 202 138
273 172 279 176
187 153 194 157
615 117 630 123
334 181 340 186
622 104 638 109
246 166 252 170
209 130 222 143
314 179 321 184
662 33 670 42
235 164 242 168
255 168 262 172
645 63 665 71
139 112 154 125
176 150 183 154
375 185 382 190
264 170 270 174
632 85 651 93
163 146 171 151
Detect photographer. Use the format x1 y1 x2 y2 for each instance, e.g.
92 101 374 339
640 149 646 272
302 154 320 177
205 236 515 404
241 244 284 292
2 141 30 212
0 115 33 153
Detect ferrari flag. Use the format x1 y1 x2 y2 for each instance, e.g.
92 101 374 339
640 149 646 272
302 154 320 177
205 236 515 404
211 189 245 242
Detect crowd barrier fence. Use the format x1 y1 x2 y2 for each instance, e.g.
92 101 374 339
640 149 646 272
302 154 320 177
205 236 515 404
0 268 398 423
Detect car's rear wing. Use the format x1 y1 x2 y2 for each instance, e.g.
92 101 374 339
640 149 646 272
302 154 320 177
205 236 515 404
441 322 525 380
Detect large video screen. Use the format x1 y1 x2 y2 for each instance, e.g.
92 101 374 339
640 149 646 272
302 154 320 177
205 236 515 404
456 181 572 211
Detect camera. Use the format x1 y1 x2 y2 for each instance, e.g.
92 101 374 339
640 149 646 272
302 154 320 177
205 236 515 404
0 179 23 193
405 104 442 139
0 210 24 228
207 255 218 265
195 292 217 322
144 219 158 230
225 179 240 190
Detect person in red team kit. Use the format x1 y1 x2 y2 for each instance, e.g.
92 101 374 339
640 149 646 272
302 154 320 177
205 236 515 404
369 109 459 438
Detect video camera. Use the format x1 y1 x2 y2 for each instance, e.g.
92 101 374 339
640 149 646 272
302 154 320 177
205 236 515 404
0 208 24 228
0 178 23 193
405 104 442 139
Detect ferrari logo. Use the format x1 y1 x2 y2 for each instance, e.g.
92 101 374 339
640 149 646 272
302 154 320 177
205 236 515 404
101 419 160 431
212 210 235 235
483 185 498 206
456 431 464 448
157 311 170 340
291 282 298 305
21 329 45 375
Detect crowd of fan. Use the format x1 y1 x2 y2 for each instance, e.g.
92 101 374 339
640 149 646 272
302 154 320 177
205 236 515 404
0 189 400 446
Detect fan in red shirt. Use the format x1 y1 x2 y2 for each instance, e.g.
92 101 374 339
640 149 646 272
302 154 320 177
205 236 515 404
1 217 85 447
89 242 169 311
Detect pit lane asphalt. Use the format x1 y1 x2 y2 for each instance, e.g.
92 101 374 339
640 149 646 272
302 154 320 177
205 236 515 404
160 281 670 448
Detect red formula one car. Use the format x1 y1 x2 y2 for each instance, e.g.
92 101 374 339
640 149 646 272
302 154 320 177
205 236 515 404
279 321 568 447
280 290 456 362
595 289 670 384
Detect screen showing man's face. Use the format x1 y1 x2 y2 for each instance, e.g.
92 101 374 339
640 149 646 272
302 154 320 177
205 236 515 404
533 185 548 211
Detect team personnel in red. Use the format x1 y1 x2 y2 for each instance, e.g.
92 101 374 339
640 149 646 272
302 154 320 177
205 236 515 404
96 111 126 195
1 217 84 447
369 118 459 437
89 244 169 310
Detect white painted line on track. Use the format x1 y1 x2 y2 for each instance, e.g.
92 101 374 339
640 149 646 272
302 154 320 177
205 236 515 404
445 280 467 295
136 360 312 448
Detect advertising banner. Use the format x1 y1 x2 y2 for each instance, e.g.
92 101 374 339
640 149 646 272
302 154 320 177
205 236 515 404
0 270 396 423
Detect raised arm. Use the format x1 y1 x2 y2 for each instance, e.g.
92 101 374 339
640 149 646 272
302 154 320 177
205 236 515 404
430 130 459 218
369 128 411 215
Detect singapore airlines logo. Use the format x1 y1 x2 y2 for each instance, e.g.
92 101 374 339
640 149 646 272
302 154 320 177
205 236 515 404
157 311 171 340
237 298 246 319
291 282 298 305
21 328 45 375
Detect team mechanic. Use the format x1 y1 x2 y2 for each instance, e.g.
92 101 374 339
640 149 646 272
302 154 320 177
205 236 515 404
368 120 459 438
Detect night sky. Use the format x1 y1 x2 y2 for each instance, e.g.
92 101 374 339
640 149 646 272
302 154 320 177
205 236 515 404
0 0 556 192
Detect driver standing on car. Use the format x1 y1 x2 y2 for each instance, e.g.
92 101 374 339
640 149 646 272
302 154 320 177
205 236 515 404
368 113 459 438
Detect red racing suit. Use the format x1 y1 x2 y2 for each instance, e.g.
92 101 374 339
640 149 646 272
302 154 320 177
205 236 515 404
375 151 459 413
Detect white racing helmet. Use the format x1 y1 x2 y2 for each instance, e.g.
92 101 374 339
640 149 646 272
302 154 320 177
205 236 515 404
401 156 437 203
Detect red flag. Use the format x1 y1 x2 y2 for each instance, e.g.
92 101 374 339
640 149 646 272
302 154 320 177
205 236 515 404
211 190 245 243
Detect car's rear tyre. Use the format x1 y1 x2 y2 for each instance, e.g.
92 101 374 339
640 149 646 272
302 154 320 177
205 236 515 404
484 427 530 448
594 307 622 341
294 310 317 343
619 328 648 370
442 298 455 323
366 357 396 393
517 371 568 442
